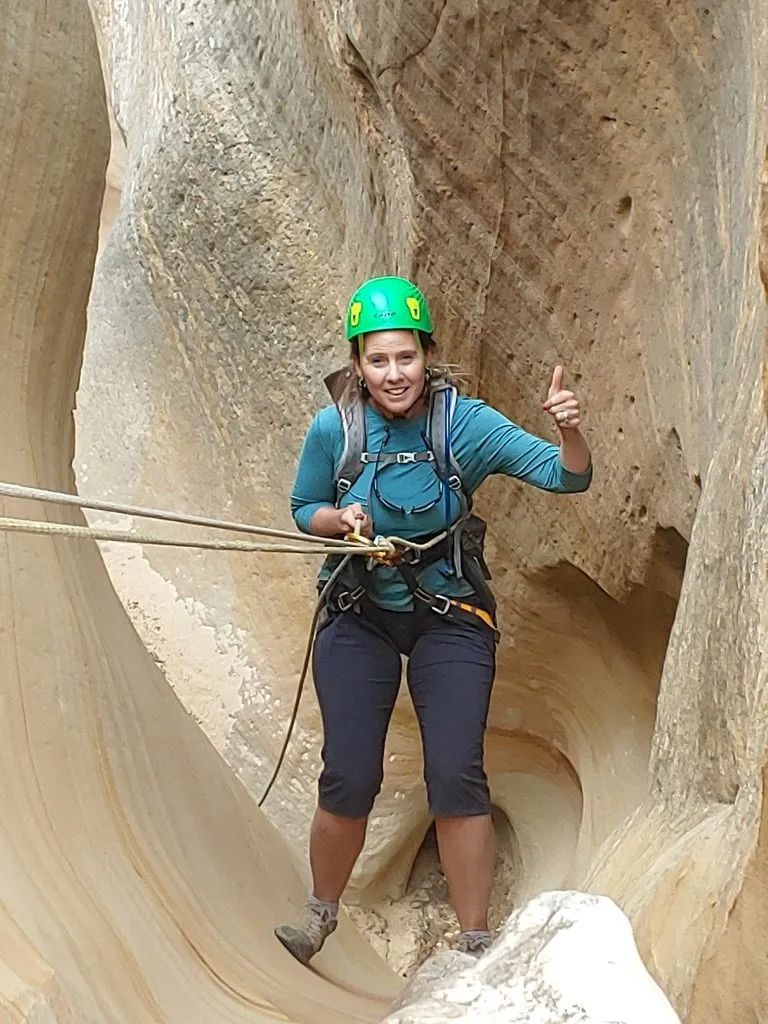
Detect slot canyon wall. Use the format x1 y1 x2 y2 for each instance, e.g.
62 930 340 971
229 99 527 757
0 0 765 1021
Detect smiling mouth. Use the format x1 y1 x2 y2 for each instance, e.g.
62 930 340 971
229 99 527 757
384 387 409 397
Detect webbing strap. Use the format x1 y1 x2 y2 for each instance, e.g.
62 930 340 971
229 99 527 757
330 581 498 639
447 599 497 633
360 451 435 466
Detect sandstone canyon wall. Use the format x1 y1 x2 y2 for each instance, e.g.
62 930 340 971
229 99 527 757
0 0 766 1021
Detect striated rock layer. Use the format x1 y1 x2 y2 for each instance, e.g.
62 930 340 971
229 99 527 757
0 0 765 1020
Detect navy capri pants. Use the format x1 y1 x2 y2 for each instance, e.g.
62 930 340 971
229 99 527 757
312 603 496 818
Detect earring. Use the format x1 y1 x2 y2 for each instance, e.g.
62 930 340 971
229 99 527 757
425 367 433 384
358 377 368 391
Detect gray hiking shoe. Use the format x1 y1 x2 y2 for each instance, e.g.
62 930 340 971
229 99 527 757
274 901 338 965
455 929 494 957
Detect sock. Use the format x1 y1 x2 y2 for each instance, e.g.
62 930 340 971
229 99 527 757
308 894 339 919
459 929 492 940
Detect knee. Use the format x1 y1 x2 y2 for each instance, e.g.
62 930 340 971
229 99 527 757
424 755 490 817
319 765 383 819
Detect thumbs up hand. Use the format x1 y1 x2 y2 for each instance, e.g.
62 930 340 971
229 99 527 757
542 365 582 431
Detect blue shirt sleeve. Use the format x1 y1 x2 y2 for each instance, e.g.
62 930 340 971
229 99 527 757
460 400 592 493
290 408 340 533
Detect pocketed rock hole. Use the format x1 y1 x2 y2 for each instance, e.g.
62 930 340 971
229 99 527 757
617 194 634 235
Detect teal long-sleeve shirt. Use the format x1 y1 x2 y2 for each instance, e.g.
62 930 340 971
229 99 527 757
291 396 592 610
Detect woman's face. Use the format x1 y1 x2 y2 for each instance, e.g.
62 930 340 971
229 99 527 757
354 330 430 418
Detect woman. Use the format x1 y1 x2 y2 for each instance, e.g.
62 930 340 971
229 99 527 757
275 276 592 965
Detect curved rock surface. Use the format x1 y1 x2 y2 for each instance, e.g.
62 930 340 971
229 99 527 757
0 3 397 1021
1 0 766 1021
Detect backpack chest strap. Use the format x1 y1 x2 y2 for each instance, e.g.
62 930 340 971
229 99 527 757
360 450 435 466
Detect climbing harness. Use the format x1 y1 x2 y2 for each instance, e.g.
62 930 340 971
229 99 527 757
327 525 499 638
333 528 498 635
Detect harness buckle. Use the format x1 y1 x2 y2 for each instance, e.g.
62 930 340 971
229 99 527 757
414 588 450 615
337 477 352 494
430 594 451 616
447 474 462 491
396 452 418 464
336 586 365 611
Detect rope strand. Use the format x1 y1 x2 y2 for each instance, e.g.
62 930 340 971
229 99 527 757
257 556 352 807
0 481 354 548
0 516 393 556
0 481 447 555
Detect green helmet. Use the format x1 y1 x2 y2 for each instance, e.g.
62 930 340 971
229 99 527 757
345 276 433 341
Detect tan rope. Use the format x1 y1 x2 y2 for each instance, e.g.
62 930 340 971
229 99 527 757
0 481 448 555
0 516 394 556
0 481 353 548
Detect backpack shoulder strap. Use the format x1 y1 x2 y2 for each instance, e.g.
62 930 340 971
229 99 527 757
324 368 367 503
334 400 366 500
426 380 464 491
427 380 473 576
